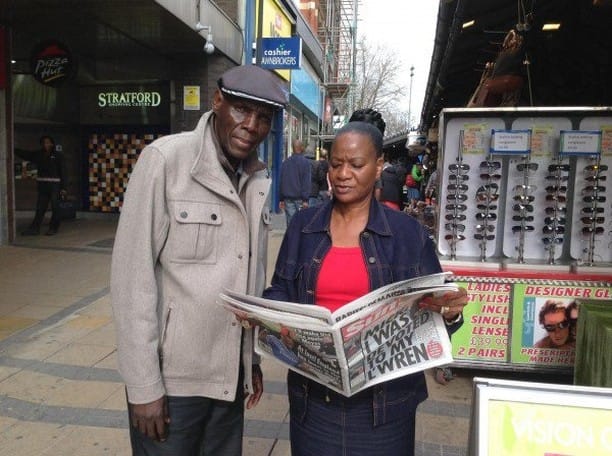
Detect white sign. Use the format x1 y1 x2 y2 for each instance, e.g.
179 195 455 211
560 130 601 156
490 129 532 154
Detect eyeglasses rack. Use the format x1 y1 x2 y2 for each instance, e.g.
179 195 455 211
579 157 607 265
511 155 537 263
444 130 468 260
542 157 569 264
475 156 500 261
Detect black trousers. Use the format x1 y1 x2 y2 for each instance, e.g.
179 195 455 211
31 181 61 230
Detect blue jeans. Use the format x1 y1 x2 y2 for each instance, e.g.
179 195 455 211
288 376 418 456
129 395 244 456
283 198 302 226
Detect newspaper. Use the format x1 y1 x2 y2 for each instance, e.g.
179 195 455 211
218 272 457 397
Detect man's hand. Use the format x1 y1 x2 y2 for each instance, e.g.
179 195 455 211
245 364 263 409
129 396 170 442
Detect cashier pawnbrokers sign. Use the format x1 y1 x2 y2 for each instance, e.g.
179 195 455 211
259 37 301 70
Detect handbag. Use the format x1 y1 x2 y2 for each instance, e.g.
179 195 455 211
58 194 77 220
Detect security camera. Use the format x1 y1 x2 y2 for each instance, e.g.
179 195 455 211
204 41 215 54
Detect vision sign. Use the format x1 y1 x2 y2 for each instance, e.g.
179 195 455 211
30 40 75 86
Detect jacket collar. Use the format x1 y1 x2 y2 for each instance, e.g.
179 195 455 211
303 198 393 237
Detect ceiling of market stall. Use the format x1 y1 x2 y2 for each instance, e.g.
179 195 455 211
420 0 612 132
2 0 205 81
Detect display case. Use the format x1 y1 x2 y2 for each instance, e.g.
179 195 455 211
433 107 612 372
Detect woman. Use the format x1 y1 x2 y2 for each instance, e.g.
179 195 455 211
263 121 468 455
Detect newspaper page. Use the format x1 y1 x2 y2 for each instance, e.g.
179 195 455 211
218 273 456 396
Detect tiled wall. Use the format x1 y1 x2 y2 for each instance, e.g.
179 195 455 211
87 132 162 212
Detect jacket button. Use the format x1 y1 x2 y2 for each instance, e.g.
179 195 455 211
224 390 229 395
238 254 243 259
180 211 188 219
362 232 370 238
368 256 376 264
211 213 217 221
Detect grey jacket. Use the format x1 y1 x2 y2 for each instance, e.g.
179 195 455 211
111 112 271 404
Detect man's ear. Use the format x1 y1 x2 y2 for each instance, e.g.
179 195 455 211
212 89 222 112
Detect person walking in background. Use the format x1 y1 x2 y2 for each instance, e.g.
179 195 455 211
110 65 288 456
378 155 407 211
15 135 66 236
305 145 322 207
263 121 468 456
279 138 311 226
317 147 331 202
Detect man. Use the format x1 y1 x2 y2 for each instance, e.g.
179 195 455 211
304 145 322 207
534 300 574 349
111 65 288 455
16 135 66 236
279 138 311 225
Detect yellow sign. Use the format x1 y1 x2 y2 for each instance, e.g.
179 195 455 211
183 85 200 111
488 400 612 455
257 0 293 81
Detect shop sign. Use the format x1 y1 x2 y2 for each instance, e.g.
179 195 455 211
30 40 75 86
490 129 532 154
560 130 602 156
98 91 162 108
259 37 301 70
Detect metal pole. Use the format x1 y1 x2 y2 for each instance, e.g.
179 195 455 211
408 65 414 130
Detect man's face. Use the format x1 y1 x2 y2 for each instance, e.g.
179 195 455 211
42 138 54 153
543 310 570 346
212 90 274 164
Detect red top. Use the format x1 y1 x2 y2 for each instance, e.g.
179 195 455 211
316 246 370 312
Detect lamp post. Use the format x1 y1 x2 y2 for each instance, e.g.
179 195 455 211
408 65 415 130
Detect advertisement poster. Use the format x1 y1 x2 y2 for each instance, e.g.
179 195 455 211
511 283 612 367
487 400 612 456
451 280 511 363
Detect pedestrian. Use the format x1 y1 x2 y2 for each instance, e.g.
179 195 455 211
279 138 311 226
110 64 288 456
317 148 331 202
15 135 66 236
263 121 468 456
305 145 322 207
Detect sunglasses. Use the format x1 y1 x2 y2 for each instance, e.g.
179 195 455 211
545 206 567 214
582 226 605 234
480 161 502 170
512 225 535 233
513 203 534 212
448 163 470 172
545 174 569 181
581 216 605 224
445 223 466 232
474 233 495 241
585 164 608 172
546 194 567 202
582 206 604 214
544 216 566 225
475 224 496 232
476 212 497 221
447 183 469 192
447 193 468 202
445 213 467 221
548 164 570 172
445 203 467 211
513 194 535 203
583 185 606 193
546 185 567 193
513 215 534 222
543 320 569 332
477 203 497 211
480 173 502 181
543 225 565 234
445 234 466 241
448 174 469 182
583 195 606 203
517 163 538 172
585 175 606 182
514 184 537 193
542 237 564 245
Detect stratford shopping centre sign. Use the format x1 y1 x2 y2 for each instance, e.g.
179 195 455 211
98 91 162 108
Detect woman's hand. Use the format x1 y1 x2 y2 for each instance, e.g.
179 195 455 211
419 287 468 322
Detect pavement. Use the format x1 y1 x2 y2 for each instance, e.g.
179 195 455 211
0 210 546 455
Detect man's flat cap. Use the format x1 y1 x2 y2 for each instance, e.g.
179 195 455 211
218 65 289 109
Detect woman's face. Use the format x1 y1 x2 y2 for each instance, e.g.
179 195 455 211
543 310 570 347
329 131 382 206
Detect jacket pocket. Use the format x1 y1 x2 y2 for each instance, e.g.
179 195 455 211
168 201 222 263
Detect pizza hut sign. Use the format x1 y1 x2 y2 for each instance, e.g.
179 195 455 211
30 40 75 86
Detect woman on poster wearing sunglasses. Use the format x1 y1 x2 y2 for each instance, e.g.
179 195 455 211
534 300 576 349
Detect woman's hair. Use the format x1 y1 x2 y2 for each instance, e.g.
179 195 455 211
349 108 386 136
538 300 566 325
333 121 383 158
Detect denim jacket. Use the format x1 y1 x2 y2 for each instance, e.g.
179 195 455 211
264 198 462 425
